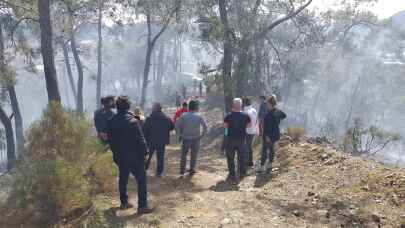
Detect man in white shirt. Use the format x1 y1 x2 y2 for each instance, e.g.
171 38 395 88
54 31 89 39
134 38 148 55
243 98 258 167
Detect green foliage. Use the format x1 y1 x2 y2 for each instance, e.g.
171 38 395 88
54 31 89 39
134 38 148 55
0 104 117 227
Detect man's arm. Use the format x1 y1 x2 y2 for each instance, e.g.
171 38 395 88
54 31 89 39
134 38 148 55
132 120 148 157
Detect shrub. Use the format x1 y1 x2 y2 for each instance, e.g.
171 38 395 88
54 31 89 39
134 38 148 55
344 118 401 156
287 127 306 142
0 103 117 227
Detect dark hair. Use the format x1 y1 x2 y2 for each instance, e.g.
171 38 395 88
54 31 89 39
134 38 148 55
259 95 266 100
188 100 198 111
102 95 115 105
182 102 188 108
116 96 131 111
152 103 162 112
244 98 251 106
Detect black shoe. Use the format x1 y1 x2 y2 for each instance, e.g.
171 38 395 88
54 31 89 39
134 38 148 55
120 202 134 210
156 173 162 178
247 161 254 167
189 170 197 176
137 206 155 215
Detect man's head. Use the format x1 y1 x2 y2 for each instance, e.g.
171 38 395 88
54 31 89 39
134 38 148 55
103 96 116 109
152 102 162 112
233 98 243 111
134 107 142 116
267 94 277 110
243 98 252 107
259 95 266 102
188 100 199 112
115 96 131 112
182 101 188 108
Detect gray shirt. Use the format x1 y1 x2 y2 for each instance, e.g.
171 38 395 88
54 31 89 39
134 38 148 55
176 112 208 140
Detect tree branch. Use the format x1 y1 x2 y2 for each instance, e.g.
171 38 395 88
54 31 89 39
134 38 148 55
255 0 313 40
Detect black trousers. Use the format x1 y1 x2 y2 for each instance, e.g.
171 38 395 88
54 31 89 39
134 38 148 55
260 138 276 166
147 144 166 175
226 139 246 176
118 163 148 208
245 134 255 166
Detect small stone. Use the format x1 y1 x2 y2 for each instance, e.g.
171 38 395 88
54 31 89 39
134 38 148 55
307 191 316 197
317 210 329 218
221 218 232 225
292 210 303 217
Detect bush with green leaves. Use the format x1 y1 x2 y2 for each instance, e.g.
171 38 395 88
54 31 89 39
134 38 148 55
0 103 117 227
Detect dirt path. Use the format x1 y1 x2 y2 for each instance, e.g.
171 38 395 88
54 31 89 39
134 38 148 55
93 106 405 228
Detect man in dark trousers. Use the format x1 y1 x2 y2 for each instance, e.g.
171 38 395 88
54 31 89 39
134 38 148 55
224 98 251 180
176 100 207 177
107 96 153 214
143 103 175 177
94 96 116 143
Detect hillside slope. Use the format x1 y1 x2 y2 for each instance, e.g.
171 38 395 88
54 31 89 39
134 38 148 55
89 106 405 228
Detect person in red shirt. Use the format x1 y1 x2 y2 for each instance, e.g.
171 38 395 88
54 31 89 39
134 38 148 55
173 102 188 123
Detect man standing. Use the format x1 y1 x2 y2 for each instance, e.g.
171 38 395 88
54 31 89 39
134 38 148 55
176 100 207 177
94 96 115 143
143 103 175 177
173 101 188 123
260 95 287 173
257 95 269 172
243 98 258 168
224 98 251 180
107 96 153 214
175 91 182 110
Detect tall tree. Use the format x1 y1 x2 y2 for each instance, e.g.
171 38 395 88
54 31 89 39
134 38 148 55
38 0 61 103
218 0 233 113
0 23 15 170
96 0 103 108
139 0 181 108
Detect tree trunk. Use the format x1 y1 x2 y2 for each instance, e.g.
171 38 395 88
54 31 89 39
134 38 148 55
38 0 61 103
7 86 24 154
154 41 165 99
62 41 77 104
0 106 15 171
234 44 250 97
140 44 153 108
70 34 84 114
96 0 103 108
218 0 233 113
0 24 16 170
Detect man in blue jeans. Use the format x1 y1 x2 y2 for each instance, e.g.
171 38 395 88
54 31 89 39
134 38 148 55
107 96 154 214
176 100 208 177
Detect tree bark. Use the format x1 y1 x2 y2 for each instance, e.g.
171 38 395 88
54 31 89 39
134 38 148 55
0 24 16 170
38 0 61 103
62 41 77 104
69 30 84 113
218 0 233 113
7 86 24 154
96 0 103 108
140 11 169 108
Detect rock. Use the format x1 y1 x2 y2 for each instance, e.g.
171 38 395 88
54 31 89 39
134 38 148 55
221 218 232 225
292 210 303 217
320 153 330 161
371 213 382 224
307 191 316 197
317 209 329 218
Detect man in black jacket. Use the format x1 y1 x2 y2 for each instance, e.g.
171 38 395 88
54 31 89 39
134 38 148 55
143 103 175 177
94 96 115 143
107 96 154 214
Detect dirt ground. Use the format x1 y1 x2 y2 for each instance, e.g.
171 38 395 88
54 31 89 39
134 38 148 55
93 106 405 228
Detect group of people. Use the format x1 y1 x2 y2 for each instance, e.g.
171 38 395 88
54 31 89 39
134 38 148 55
223 95 287 180
94 96 207 213
93 93 286 214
